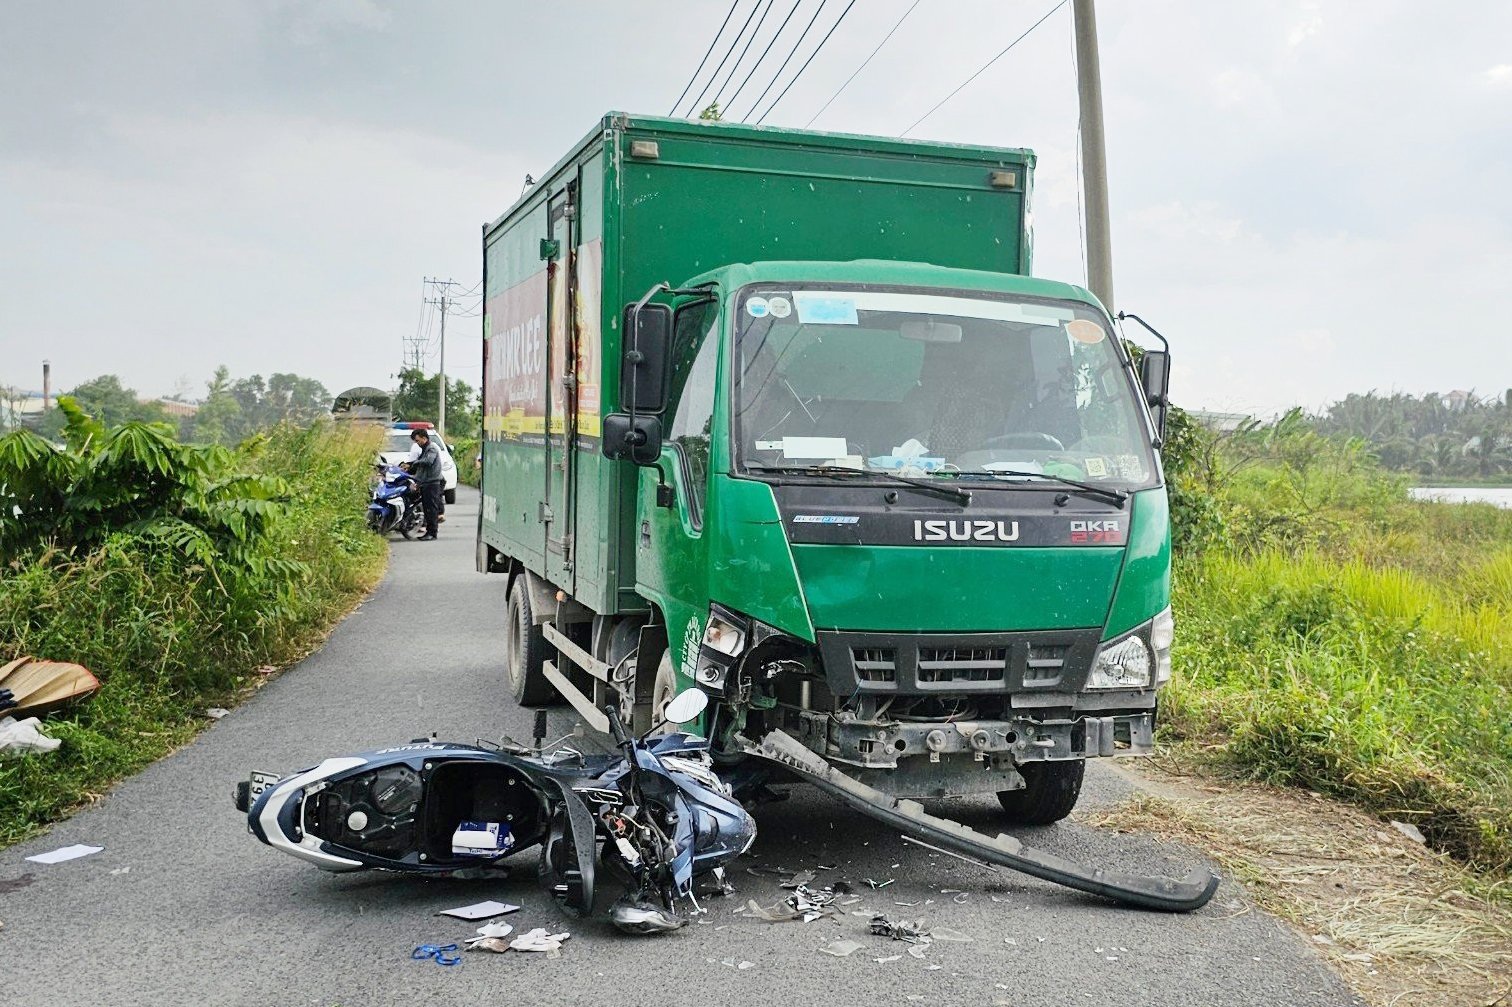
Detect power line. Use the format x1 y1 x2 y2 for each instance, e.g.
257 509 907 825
725 0 802 113
712 0 777 111
736 0 827 122
901 0 1069 136
668 0 743 116
805 0 919 127
684 1 762 117
756 0 856 124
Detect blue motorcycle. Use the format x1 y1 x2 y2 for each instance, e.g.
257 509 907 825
366 465 421 538
234 688 756 934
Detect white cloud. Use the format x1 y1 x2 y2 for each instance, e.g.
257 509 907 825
1484 64 1512 88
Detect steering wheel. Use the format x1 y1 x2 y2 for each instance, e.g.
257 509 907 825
980 432 1065 451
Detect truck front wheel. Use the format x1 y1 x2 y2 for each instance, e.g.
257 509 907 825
996 759 1085 826
505 581 555 706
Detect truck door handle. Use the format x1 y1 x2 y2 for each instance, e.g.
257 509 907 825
639 520 651 547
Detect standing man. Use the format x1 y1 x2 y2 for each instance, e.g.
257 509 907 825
403 428 444 541
407 429 445 521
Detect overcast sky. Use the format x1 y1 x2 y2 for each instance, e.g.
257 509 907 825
2 0 1508 415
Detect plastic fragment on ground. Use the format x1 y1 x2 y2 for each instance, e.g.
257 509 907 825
205 708 230 720
870 915 930 943
930 927 972 943
819 940 863 957
874 955 902 963
1388 820 1426 844
509 928 571 952
439 900 519 920
25 843 101 864
0 716 62 755
907 944 929 960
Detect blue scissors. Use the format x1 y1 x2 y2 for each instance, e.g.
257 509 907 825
412 943 461 966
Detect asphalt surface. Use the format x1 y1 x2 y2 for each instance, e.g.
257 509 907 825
0 488 1360 1007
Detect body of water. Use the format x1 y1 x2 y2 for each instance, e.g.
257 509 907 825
1409 486 1512 508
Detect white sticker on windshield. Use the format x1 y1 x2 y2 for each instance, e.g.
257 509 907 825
782 436 849 459
1084 456 1108 477
793 294 858 325
768 296 792 318
745 296 770 318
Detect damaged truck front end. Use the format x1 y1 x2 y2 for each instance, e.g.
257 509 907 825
645 267 1176 819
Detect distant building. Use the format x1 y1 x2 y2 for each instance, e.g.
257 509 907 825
152 398 199 418
1187 409 1252 433
1443 390 1473 412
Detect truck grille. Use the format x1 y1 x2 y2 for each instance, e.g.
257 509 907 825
851 647 897 683
917 646 1006 683
818 628 1101 695
1024 644 1071 684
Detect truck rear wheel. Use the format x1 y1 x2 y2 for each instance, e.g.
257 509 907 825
505 581 556 707
997 759 1084 825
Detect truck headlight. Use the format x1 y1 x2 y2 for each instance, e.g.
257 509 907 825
702 612 746 658
696 605 749 688
1151 606 1174 684
1087 632 1153 689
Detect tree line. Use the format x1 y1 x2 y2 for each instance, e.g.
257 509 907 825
1309 389 1512 481
3 367 482 446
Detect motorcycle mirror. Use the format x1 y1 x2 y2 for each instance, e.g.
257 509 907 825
662 688 708 725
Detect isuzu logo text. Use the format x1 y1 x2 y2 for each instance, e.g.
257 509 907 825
1070 519 1121 544
913 519 1021 542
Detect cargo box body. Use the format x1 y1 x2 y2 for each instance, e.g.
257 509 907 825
479 114 1035 614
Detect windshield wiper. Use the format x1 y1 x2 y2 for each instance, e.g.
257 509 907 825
945 469 1129 507
747 463 972 505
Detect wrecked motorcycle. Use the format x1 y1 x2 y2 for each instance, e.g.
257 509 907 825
234 689 756 933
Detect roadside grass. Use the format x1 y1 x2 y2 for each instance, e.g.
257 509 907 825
1164 409 1512 875
0 421 386 846
1087 760 1512 1007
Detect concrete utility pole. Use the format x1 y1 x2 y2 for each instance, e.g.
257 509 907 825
42 359 51 412
1073 0 1115 313
422 277 456 440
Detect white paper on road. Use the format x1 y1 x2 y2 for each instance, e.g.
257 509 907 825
26 843 103 864
438 900 520 920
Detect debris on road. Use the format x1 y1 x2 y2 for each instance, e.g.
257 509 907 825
24 843 103 864
439 900 520 920
509 928 570 952
204 708 230 720
0 715 62 754
1388 820 1427 844
412 943 461 966
464 921 516 952
818 940 864 957
870 915 930 943
745 883 845 923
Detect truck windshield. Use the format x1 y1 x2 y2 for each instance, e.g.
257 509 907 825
733 285 1156 487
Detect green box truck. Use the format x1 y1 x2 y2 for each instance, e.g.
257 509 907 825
477 112 1174 828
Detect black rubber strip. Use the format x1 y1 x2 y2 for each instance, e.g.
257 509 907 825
743 730 1219 912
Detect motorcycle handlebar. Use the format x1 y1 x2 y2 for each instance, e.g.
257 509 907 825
603 704 632 748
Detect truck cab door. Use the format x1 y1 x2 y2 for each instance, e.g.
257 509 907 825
543 180 578 591
634 304 721 694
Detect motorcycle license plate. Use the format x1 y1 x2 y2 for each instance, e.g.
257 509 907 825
247 770 281 803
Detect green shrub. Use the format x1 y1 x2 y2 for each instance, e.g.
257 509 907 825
0 416 385 844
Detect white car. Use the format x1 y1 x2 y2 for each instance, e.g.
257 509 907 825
378 424 458 503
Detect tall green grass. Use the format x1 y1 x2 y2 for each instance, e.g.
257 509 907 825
0 422 386 845
1164 409 1512 872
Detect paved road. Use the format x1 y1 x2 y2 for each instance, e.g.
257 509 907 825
0 489 1358 1007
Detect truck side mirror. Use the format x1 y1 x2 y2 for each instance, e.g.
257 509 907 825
619 303 672 415
1138 349 1171 440
601 413 664 465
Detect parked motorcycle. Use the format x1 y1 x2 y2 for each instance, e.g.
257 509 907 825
233 689 756 933
366 464 422 538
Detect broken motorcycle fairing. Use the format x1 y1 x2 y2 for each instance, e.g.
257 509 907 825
237 719 757 928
